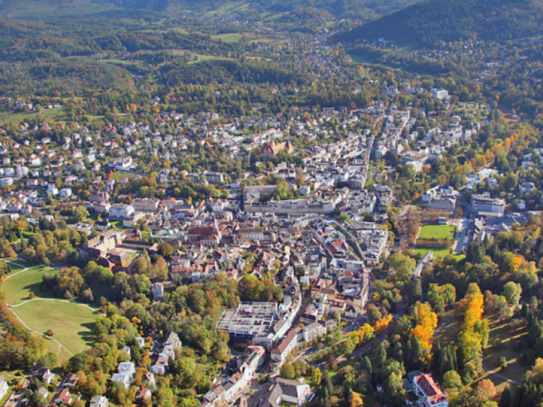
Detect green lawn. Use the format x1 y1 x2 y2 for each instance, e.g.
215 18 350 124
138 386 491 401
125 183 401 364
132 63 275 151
0 108 65 124
481 315 528 391
211 33 243 43
418 225 456 240
109 171 134 181
1 266 59 305
415 247 465 261
13 300 99 355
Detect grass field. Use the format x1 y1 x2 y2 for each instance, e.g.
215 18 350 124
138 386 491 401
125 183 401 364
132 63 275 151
480 315 528 391
1 265 59 305
211 33 243 43
418 225 456 240
415 247 465 261
13 300 99 355
0 108 65 124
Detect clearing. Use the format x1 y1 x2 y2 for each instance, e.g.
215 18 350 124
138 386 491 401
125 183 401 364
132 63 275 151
479 315 528 391
414 247 465 260
418 225 456 240
1 265 59 305
12 300 99 355
211 33 243 43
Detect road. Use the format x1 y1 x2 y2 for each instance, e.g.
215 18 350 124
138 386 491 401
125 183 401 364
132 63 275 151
483 364 522 386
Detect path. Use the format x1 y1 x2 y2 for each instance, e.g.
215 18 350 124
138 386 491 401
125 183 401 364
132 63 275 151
483 364 522 386
1 260 35 280
9 298 104 316
435 315 455 336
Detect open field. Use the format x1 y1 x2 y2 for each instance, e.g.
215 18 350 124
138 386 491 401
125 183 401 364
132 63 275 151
12 300 99 355
418 225 455 240
480 315 528 391
415 247 465 260
211 33 244 43
0 108 65 124
1 265 59 305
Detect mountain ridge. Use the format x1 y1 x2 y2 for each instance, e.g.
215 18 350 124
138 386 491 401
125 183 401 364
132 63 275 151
0 0 421 21
334 0 543 46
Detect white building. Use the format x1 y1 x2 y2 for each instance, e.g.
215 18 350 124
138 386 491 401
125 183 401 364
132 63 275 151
90 395 109 407
413 373 448 407
109 204 135 220
0 378 8 401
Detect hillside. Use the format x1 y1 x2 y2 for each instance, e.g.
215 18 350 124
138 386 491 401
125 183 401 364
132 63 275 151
334 0 543 46
0 0 421 21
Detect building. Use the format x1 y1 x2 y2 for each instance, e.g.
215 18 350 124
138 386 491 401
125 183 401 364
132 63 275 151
250 378 312 407
217 302 280 349
472 193 505 217
90 395 109 407
203 347 265 406
302 322 324 342
109 204 135 220
55 389 75 405
187 225 221 246
413 373 448 407
431 88 449 101
270 327 301 365
152 283 164 300
164 332 182 349
260 142 294 159
0 378 8 401
132 198 160 212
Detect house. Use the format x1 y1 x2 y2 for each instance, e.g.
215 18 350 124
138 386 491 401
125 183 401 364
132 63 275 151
136 387 152 402
152 282 164 300
63 373 79 387
260 141 294 159
412 373 448 407
0 378 8 401
164 332 182 350
519 182 536 194
251 378 312 407
111 373 131 389
151 356 169 376
55 389 75 405
90 395 109 407
33 367 55 385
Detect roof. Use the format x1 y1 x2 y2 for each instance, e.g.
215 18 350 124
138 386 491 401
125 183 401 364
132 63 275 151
271 327 301 355
415 373 447 404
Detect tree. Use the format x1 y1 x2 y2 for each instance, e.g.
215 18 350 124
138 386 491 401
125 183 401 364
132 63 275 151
383 372 405 407
502 282 522 306
500 387 511 407
389 253 416 283
525 358 543 385
366 304 382 325
158 242 174 258
357 323 374 344
311 367 322 386
280 364 296 380
351 392 363 407
75 206 89 222
475 379 497 404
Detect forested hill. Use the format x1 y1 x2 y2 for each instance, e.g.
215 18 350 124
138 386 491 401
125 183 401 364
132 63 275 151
334 0 543 46
0 0 420 21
